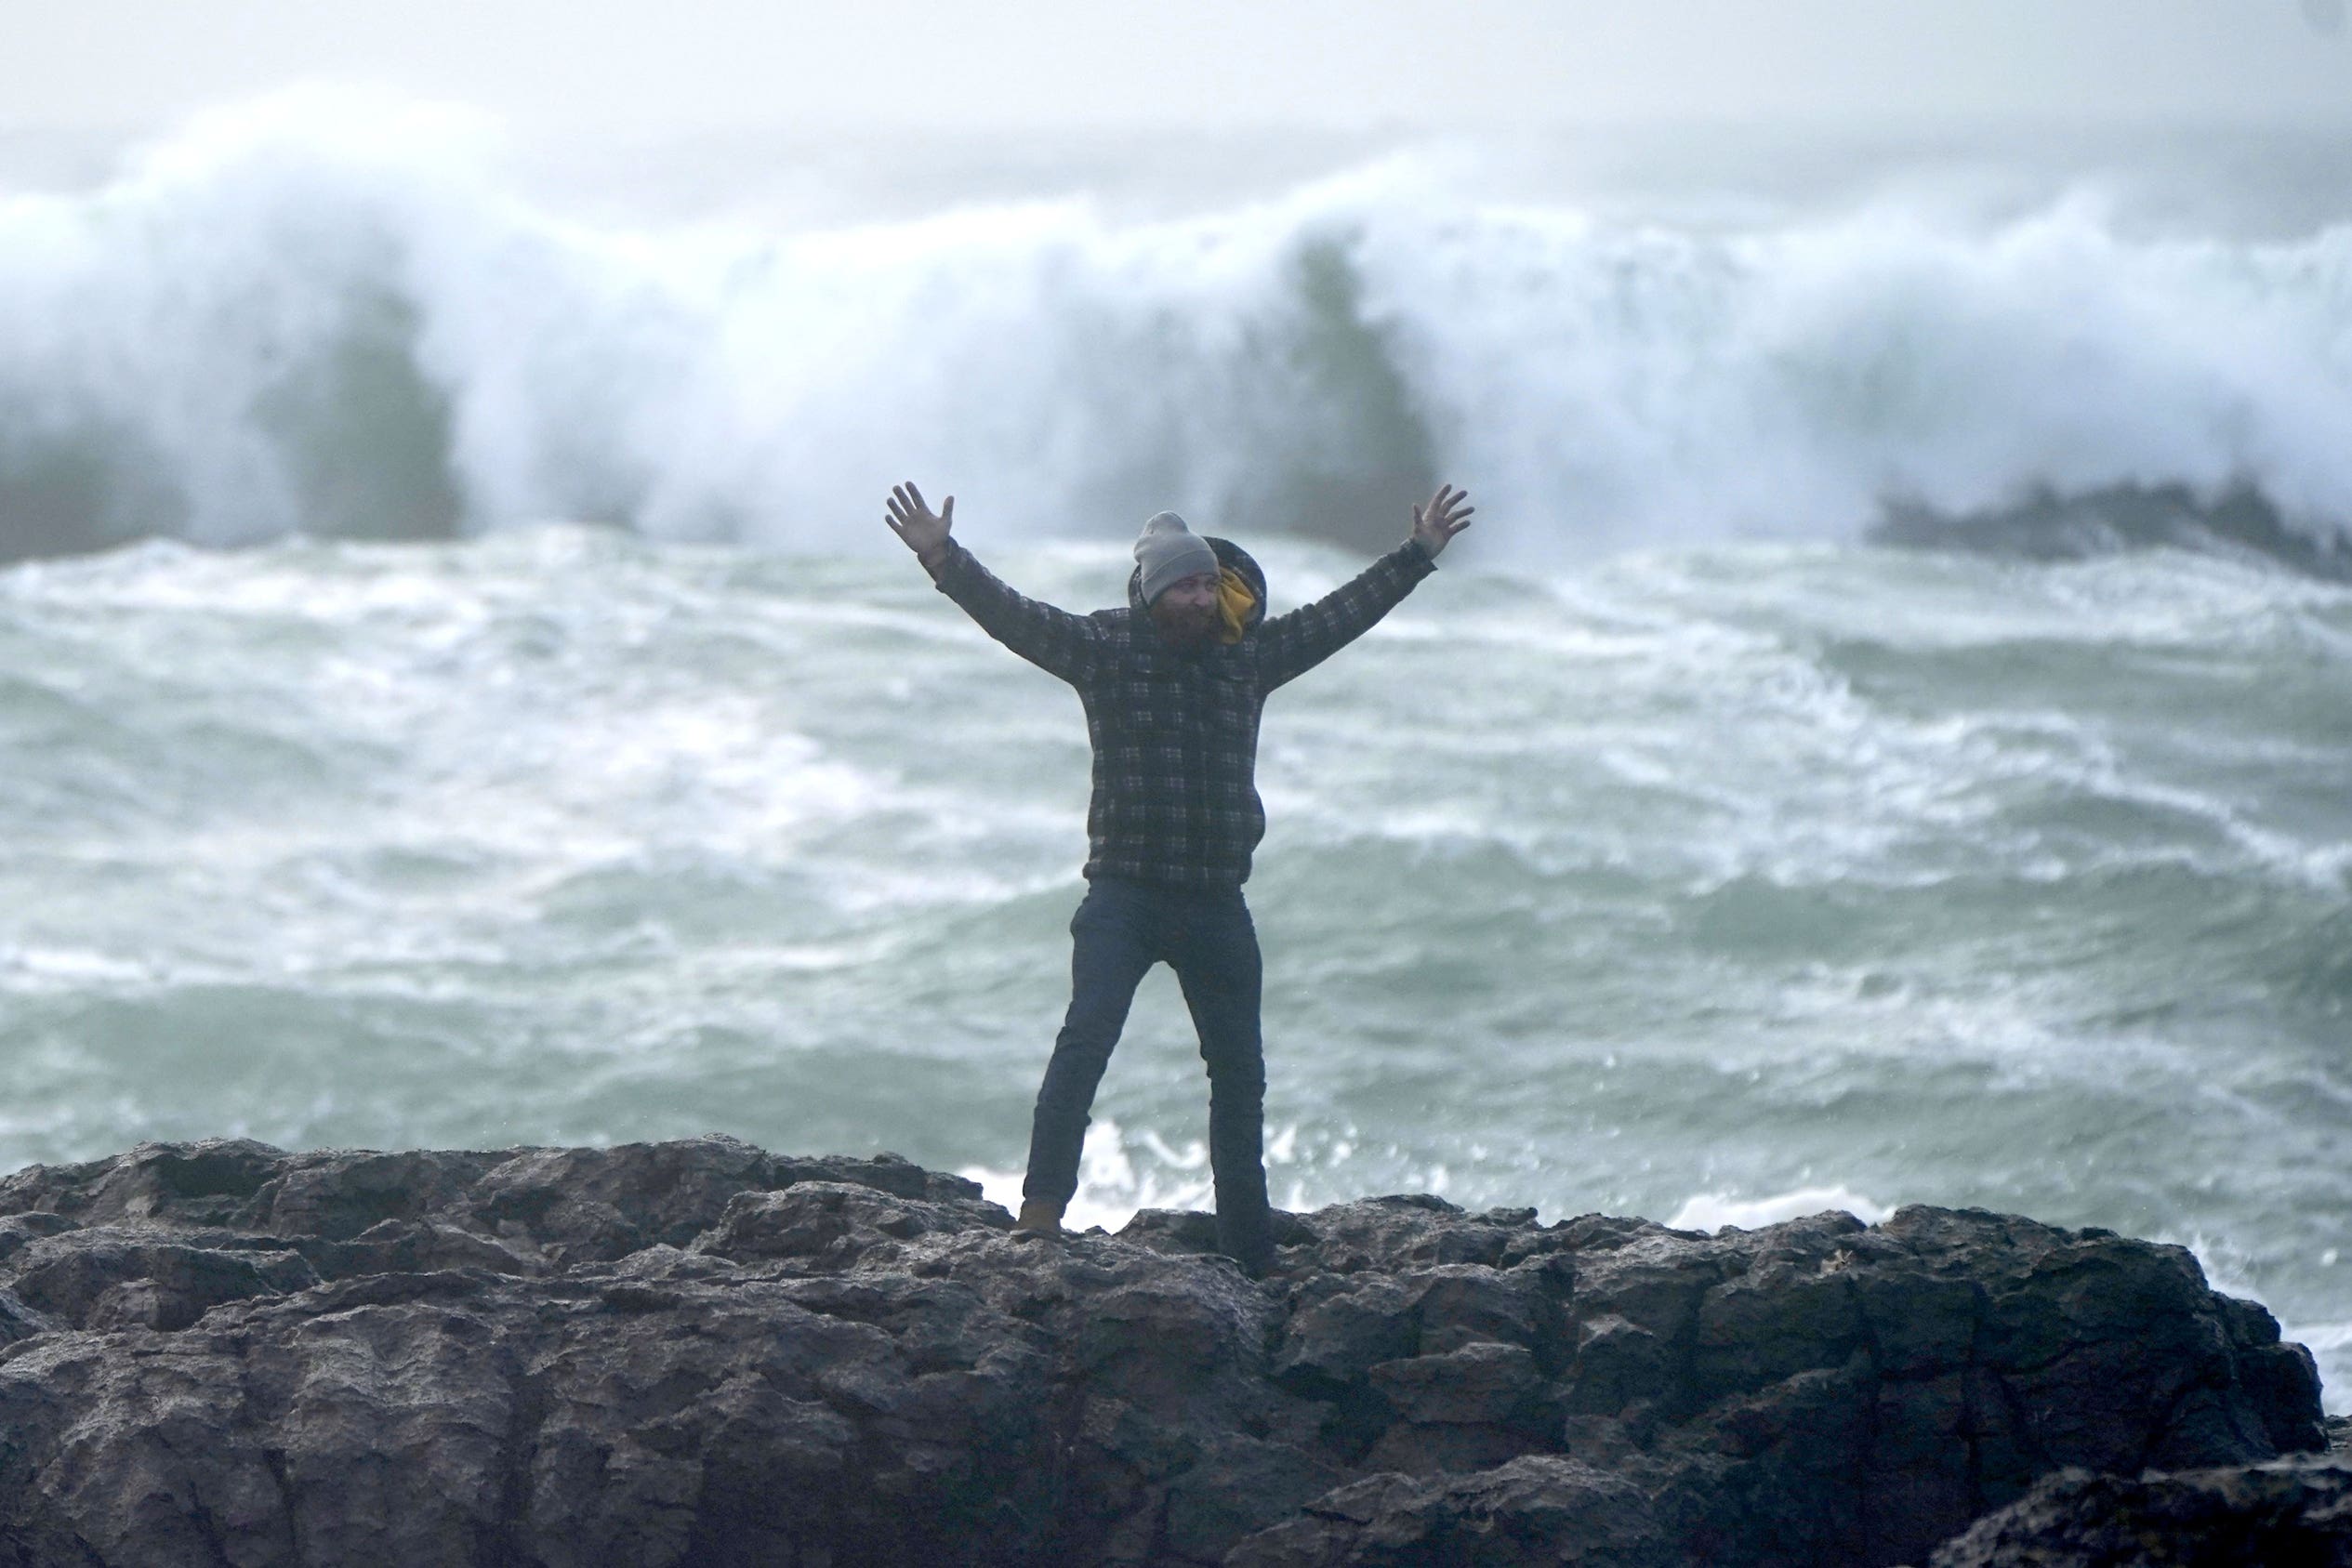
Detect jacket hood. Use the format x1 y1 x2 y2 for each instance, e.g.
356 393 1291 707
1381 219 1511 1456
1127 535 1267 632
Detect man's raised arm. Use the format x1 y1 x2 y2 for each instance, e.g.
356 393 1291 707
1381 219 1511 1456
886 481 1103 686
1257 484 1475 691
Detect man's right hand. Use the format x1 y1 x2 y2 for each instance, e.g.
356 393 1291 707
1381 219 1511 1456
886 481 955 568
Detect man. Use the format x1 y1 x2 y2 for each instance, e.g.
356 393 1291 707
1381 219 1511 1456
884 481 1475 1274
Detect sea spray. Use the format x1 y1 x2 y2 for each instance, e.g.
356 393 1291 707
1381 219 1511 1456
7 94 2352 566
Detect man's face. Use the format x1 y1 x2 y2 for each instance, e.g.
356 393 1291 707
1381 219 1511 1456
1150 571 1221 650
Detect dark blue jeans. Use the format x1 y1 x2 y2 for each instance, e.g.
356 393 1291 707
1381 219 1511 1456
1023 875 1271 1269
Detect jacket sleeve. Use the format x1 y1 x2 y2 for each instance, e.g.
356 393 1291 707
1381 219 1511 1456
1256 537 1436 691
926 540 1105 686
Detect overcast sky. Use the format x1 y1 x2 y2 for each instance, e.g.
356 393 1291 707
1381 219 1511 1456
0 0 2346 137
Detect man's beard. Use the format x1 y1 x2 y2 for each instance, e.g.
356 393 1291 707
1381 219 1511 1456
1152 600 1217 651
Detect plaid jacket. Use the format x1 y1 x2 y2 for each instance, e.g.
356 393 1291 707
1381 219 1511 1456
929 534 1436 889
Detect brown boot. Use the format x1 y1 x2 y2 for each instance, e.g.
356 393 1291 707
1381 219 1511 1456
1012 1198 1065 1237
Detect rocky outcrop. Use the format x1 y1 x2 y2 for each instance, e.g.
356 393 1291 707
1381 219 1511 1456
0 1137 2326 1567
1925 1456 2352 1566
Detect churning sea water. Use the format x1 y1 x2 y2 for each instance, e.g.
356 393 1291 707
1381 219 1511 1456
0 96 2347 1409
4 528 2346 1406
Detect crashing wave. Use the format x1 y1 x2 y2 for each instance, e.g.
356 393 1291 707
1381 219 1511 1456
5 93 2352 569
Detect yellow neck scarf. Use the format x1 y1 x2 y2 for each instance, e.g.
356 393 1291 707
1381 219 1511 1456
1217 568 1257 644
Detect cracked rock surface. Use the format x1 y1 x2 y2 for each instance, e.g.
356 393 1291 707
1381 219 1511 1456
0 1137 2327 1567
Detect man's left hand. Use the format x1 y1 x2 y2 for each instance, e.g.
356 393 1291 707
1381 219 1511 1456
1411 484 1475 559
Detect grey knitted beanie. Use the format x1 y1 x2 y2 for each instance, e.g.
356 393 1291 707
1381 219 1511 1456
1134 511 1220 604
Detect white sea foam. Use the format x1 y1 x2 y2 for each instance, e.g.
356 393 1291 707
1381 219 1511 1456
0 944 152 989
2293 1322 2352 1419
1666 1186 1896 1232
959 1117 1331 1234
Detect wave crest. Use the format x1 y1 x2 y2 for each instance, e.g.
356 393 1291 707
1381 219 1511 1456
5 95 2352 568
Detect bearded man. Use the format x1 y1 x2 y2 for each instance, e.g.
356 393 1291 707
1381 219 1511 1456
885 481 1474 1274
